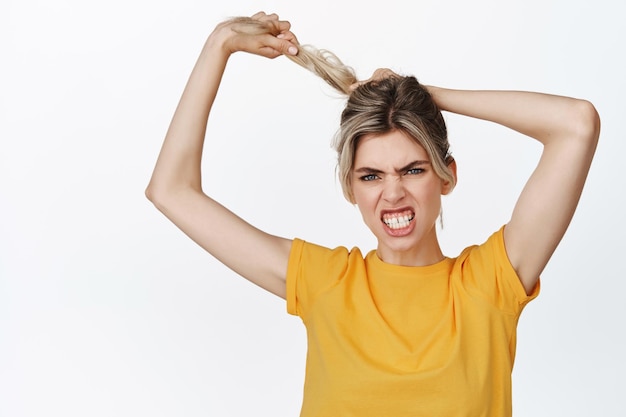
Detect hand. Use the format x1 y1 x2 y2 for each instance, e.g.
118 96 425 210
349 68 401 91
211 12 299 59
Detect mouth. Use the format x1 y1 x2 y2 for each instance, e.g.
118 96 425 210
381 209 415 230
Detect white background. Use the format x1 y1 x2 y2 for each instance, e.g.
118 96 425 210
1 0 624 416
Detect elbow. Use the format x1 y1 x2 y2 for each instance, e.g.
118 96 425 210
145 182 159 204
573 99 601 149
145 183 175 216
145 180 170 211
145 179 199 214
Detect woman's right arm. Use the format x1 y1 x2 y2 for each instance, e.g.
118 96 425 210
145 13 299 298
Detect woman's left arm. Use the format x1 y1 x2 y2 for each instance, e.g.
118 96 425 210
428 87 600 294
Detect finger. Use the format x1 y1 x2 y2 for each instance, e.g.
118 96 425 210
251 11 266 19
349 69 400 92
258 12 279 22
372 68 394 80
276 29 299 44
270 19 291 35
349 82 361 92
258 47 282 59
260 33 298 56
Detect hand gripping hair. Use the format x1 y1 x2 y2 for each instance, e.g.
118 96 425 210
228 16 358 95
230 16 455 202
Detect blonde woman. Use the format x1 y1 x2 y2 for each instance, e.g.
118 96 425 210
146 12 599 417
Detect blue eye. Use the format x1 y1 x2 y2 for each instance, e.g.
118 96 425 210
360 174 379 181
406 168 424 175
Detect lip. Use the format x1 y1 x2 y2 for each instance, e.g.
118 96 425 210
380 206 415 217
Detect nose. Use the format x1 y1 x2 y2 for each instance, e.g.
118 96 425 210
381 177 406 204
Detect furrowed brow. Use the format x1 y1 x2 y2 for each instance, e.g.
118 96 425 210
354 167 384 175
396 160 430 173
354 160 430 175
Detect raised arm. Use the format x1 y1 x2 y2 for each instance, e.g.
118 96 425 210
428 87 600 294
145 13 299 298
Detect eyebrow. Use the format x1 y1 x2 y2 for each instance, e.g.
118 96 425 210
354 160 431 175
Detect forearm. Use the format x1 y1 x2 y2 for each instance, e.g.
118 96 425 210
426 86 600 147
147 14 298 202
147 36 229 199
424 86 599 291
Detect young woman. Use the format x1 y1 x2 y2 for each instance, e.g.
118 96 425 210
146 11 600 417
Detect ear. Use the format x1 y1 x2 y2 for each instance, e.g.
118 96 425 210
441 159 457 195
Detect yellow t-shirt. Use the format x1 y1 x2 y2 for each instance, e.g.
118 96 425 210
286 227 539 417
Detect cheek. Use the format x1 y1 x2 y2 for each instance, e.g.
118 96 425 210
352 187 379 215
407 182 444 210
417 177 445 196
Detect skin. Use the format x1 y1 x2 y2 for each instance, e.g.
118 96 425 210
351 130 455 266
146 12 600 299
427 86 599 293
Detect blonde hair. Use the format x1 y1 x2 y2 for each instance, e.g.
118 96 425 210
335 77 455 202
231 17 455 202
229 16 357 94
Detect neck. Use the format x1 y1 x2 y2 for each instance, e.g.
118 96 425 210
376 236 445 267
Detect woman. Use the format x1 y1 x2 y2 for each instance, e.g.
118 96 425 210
146 12 599 417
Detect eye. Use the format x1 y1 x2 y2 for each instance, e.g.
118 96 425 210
359 174 379 182
405 168 424 175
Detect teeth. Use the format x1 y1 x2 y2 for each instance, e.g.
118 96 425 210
382 214 414 229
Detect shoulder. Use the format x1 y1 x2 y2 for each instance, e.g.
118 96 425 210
456 226 508 265
287 238 365 316
450 226 539 312
289 238 364 274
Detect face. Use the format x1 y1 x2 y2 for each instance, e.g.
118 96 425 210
351 130 454 266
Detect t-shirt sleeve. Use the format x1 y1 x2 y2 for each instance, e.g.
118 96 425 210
458 226 540 315
286 238 351 318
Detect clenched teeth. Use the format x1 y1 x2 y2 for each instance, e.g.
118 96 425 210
382 213 415 229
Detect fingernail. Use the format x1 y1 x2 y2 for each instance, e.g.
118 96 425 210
288 46 298 55
277 33 285 39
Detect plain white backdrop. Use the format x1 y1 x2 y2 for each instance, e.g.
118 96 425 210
1 0 624 416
